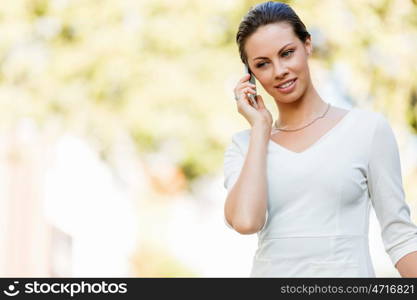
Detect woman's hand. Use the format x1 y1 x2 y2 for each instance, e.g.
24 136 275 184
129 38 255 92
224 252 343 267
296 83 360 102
234 74 273 129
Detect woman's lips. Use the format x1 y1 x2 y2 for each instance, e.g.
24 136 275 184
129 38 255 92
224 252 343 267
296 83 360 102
275 78 297 94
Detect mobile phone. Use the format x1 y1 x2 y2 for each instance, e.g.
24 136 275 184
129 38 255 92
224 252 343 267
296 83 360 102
244 64 258 108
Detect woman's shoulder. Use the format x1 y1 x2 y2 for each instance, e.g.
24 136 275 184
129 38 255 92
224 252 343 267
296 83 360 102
333 106 384 130
231 128 251 140
348 107 396 144
351 106 383 119
227 129 252 152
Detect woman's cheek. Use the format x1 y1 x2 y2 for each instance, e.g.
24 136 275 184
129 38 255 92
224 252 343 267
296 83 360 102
257 74 270 89
258 79 270 93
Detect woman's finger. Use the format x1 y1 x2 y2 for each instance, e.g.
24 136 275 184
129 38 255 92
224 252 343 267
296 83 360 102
240 82 257 90
237 92 252 107
238 73 251 83
235 87 255 102
255 95 265 109
242 87 257 95
234 80 256 99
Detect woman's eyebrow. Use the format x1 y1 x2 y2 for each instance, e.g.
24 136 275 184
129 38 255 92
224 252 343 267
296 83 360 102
252 42 294 61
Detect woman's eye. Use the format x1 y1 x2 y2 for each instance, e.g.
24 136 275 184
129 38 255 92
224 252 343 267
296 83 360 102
282 50 294 57
255 51 293 68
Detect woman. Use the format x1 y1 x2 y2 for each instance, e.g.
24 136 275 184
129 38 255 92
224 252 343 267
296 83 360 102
223 1 417 277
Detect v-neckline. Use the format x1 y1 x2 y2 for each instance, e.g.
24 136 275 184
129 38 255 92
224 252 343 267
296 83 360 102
268 107 356 155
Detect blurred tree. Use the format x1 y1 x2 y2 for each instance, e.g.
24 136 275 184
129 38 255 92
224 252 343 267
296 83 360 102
0 0 416 186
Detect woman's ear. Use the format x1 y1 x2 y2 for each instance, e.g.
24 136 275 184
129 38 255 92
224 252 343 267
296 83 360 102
305 37 312 56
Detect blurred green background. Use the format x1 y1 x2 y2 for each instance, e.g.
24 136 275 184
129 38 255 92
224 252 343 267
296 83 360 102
0 0 416 277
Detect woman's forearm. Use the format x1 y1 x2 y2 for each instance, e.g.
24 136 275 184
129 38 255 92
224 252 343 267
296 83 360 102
396 251 417 277
225 122 270 234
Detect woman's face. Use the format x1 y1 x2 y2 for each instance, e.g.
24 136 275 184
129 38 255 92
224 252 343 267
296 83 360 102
244 22 312 104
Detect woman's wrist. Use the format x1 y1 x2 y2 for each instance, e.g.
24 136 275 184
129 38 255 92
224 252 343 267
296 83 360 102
252 119 272 132
251 121 272 142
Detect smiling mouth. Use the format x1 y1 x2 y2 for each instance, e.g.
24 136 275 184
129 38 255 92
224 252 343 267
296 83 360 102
275 79 296 89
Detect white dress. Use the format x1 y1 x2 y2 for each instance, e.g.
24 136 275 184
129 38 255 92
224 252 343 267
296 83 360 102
223 107 417 277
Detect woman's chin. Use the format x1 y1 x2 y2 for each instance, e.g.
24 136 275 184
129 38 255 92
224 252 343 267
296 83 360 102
272 94 300 104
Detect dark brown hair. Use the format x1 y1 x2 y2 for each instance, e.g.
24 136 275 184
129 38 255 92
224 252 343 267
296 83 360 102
236 1 311 65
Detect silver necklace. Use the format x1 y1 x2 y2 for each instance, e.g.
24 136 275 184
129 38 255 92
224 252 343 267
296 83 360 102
274 103 331 132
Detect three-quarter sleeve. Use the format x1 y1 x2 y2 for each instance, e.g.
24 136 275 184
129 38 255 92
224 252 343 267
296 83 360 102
223 134 244 229
223 132 268 231
224 134 245 193
367 113 417 267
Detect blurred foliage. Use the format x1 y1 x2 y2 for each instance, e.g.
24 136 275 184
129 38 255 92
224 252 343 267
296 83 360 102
407 88 417 133
0 0 416 187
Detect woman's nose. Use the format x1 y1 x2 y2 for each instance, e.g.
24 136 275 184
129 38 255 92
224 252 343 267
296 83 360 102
273 62 289 80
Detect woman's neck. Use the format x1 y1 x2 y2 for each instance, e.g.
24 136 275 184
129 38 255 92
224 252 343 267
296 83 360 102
274 85 327 129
